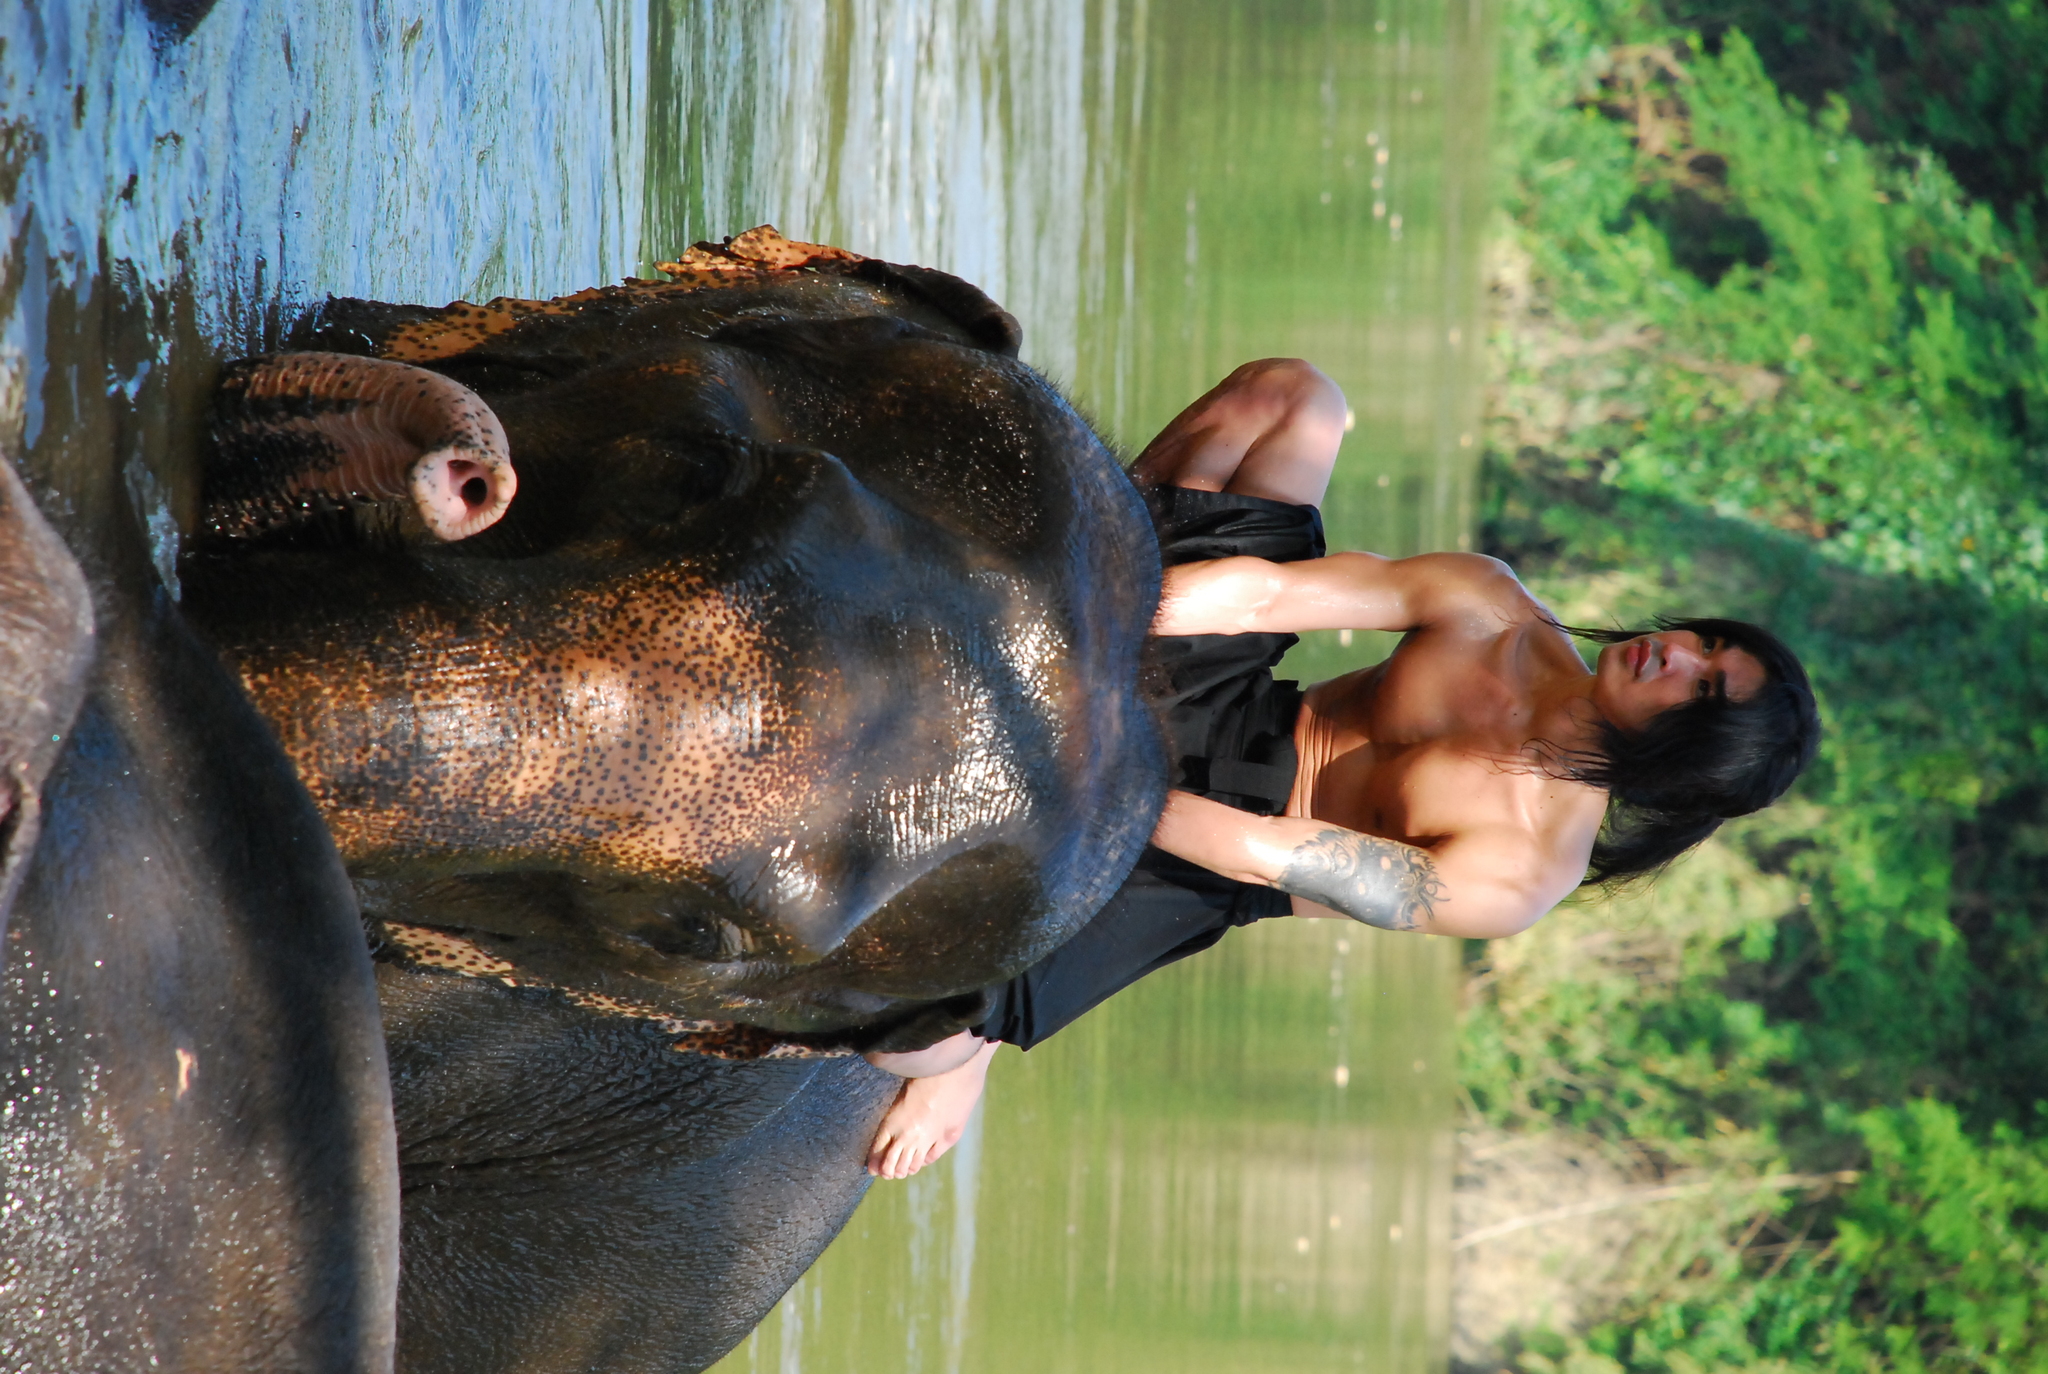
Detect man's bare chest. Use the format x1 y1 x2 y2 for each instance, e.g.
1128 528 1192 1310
1292 635 1559 841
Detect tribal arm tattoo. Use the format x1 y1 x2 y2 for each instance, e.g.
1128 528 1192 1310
1274 829 1447 931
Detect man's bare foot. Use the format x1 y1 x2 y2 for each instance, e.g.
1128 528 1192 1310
865 1039 997 1179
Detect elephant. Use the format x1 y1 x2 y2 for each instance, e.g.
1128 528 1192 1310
0 443 400 1372
3 228 1166 1373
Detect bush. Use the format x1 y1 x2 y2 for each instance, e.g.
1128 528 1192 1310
1467 0 2048 1365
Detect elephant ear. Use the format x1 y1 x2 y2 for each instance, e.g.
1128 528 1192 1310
848 258 1023 355
659 227 1023 355
0 453 94 938
3 552 401 1372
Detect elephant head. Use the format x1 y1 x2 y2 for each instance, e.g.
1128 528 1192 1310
183 228 1166 1049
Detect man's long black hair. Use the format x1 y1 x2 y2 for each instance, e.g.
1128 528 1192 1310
1545 616 1821 884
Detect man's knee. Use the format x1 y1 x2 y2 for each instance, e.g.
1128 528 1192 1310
1227 356 1330 396
1218 359 1344 426
864 1030 985 1079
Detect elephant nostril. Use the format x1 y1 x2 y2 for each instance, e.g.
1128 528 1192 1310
411 451 515 540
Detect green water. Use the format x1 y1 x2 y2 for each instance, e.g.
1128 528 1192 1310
740 922 1459 1373
642 2 1494 1369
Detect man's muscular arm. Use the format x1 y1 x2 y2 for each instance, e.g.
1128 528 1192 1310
1276 827 1447 931
1151 791 1551 938
1152 549 1526 637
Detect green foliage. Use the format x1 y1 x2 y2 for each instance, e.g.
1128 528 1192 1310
1504 17 2048 603
1469 0 2048 1366
1838 1101 2048 1369
1667 0 2048 244
1529 1102 2048 1373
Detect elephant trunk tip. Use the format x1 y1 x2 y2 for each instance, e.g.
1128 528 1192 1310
205 352 520 542
411 439 516 541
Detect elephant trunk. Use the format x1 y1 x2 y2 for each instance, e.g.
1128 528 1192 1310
205 352 517 541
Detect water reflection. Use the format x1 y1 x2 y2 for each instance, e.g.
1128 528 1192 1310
5 0 647 331
733 922 1456 1374
2 0 651 553
4 0 1481 1367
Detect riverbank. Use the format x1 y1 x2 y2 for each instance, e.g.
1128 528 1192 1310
1459 1 2048 1368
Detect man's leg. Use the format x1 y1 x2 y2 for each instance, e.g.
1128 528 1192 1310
864 1033 998 1179
1130 358 1348 507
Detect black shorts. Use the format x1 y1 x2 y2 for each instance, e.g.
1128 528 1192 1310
973 485 1326 1050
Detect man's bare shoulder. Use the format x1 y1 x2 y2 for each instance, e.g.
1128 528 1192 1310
1285 743 1593 936
1396 753 1593 932
1392 552 1550 625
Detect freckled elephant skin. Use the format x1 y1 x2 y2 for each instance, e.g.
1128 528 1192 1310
379 964 899 1374
183 229 1168 1048
1 589 399 1373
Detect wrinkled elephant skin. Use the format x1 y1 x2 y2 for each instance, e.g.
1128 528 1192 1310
0 457 93 930
381 966 900 1374
0 461 400 1373
2 230 1160 1374
177 232 1166 1373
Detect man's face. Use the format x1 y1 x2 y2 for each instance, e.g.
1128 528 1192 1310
1591 629 1767 733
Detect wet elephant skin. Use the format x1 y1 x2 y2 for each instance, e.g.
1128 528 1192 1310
381 963 899 1374
183 235 1168 1050
1 553 399 1372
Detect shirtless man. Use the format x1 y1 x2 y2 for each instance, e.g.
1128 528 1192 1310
863 358 1820 1179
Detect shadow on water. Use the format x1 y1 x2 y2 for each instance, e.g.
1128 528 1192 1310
3 0 1488 1368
